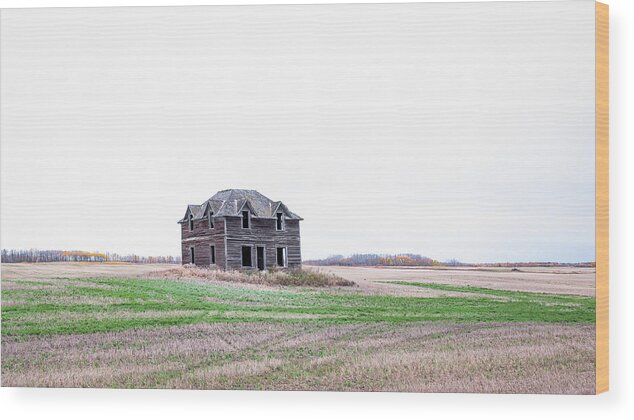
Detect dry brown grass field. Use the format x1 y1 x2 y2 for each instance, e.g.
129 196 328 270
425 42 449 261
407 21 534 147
1 263 596 393
312 265 596 297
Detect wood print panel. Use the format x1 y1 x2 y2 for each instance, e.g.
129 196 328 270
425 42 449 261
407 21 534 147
595 0 609 395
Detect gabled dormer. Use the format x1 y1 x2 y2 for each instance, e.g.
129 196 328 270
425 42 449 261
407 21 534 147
271 202 293 231
237 200 256 229
202 201 215 229
179 205 200 231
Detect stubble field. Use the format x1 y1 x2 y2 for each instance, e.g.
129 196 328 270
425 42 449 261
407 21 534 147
1 263 596 393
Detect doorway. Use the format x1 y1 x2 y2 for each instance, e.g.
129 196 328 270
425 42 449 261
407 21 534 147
256 246 265 271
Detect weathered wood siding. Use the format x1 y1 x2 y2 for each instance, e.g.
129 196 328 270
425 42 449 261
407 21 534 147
224 216 301 271
181 213 301 270
180 218 226 269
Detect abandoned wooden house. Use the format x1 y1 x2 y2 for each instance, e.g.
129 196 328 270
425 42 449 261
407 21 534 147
178 189 302 270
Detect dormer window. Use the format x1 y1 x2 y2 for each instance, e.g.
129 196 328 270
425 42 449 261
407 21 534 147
208 210 214 229
188 213 194 231
276 212 284 231
242 210 250 228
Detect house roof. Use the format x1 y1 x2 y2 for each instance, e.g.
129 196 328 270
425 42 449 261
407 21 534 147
178 189 302 223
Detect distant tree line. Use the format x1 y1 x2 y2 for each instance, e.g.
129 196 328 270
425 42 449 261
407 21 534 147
303 253 595 268
303 253 447 267
475 261 596 268
1 249 181 264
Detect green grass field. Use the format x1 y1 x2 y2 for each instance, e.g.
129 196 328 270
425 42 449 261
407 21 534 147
2 275 595 336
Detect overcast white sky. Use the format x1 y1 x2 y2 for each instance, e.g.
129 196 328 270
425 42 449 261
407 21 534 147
0 1 595 262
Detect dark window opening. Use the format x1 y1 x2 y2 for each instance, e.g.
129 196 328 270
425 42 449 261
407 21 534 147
276 247 286 267
190 247 195 264
242 211 250 228
241 246 252 267
188 214 194 231
208 210 214 229
276 212 284 231
210 245 216 265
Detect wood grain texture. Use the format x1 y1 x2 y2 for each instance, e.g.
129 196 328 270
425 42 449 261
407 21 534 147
224 217 301 270
595 1 609 395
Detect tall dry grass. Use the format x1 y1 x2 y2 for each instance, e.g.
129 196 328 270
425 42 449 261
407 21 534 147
150 265 355 287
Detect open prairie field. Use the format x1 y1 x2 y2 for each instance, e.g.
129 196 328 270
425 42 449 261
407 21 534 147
312 265 596 297
1 263 596 393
